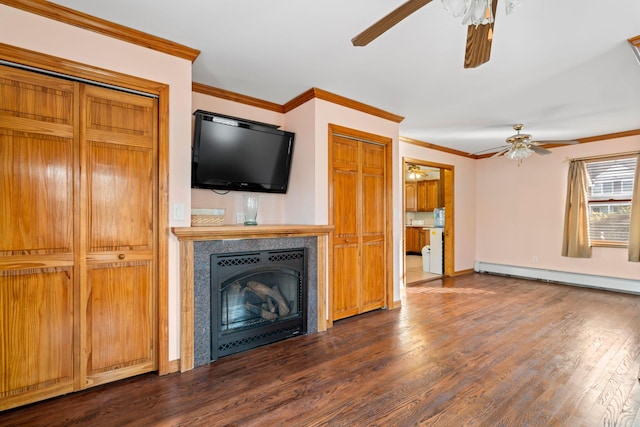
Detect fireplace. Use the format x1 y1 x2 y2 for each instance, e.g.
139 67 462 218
172 225 331 371
211 248 307 360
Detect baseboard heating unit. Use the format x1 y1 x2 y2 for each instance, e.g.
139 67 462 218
474 262 639 295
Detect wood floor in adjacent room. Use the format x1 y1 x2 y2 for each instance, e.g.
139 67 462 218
406 254 442 284
4 273 640 426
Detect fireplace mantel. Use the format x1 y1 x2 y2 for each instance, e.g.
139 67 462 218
172 224 333 372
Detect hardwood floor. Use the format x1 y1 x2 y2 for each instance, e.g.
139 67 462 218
4 273 640 426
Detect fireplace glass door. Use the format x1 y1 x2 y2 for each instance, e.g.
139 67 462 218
211 249 306 359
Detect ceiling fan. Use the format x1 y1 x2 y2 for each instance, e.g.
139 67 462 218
407 164 428 180
351 0 519 68
476 124 580 164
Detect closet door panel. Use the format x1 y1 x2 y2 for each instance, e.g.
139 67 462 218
331 136 361 321
0 65 76 257
86 262 154 381
332 244 360 320
0 132 73 255
81 85 157 387
86 141 153 251
0 268 74 407
0 66 77 411
361 176 385 310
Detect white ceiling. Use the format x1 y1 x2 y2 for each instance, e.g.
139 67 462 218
51 0 640 155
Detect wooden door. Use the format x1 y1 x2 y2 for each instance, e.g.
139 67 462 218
0 65 158 410
331 132 388 321
0 66 78 409
80 85 158 387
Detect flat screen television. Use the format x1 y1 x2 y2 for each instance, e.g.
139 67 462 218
191 110 295 193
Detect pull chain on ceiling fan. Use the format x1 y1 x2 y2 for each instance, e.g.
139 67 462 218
351 0 522 68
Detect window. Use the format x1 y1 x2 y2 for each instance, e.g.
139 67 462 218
585 156 637 245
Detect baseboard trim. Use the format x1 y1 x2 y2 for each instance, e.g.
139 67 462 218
474 261 639 295
166 359 180 374
452 268 474 277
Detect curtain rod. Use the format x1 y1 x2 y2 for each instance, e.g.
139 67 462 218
571 150 640 162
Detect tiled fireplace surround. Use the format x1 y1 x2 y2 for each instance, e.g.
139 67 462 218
172 225 332 371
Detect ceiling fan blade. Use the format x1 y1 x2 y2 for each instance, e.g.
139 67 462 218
529 145 552 155
531 139 581 145
490 147 510 158
464 0 498 68
473 144 507 155
351 0 433 47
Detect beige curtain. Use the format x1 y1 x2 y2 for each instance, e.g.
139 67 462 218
629 154 640 262
562 160 592 258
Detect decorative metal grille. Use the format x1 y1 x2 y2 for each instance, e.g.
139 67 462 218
217 256 261 267
218 327 302 354
268 252 304 263
211 248 307 361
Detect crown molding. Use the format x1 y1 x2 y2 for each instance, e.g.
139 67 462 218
284 88 404 123
192 83 284 113
191 83 404 124
1 0 200 62
400 136 477 159
575 128 640 144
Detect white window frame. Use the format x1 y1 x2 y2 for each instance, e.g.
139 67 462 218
584 155 637 247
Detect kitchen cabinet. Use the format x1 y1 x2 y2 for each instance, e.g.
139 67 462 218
417 180 440 212
405 183 417 211
420 228 431 249
405 227 430 254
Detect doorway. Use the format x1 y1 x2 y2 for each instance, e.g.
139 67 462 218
403 157 454 285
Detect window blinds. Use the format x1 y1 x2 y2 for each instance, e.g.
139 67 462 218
585 157 637 242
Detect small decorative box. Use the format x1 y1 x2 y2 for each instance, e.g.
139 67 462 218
191 208 225 227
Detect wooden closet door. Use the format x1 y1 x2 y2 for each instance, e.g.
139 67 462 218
80 85 158 387
0 66 78 410
331 133 387 321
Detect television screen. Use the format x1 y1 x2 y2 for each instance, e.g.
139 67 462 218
191 110 295 193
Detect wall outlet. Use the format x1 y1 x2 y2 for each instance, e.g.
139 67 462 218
533 256 539 264
236 212 244 224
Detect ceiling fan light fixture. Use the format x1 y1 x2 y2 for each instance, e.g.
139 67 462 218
504 142 533 165
441 0 470 18
407 165 426 180
462 0 493 26
504 0 522 15
442 0 521 25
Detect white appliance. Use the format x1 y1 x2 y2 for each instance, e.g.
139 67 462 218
428 228 444 274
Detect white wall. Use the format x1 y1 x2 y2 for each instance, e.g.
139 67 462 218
475 135 640 281
283 101 318 224
0 4 193 361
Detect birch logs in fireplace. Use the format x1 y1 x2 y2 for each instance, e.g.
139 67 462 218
227 280 291 322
